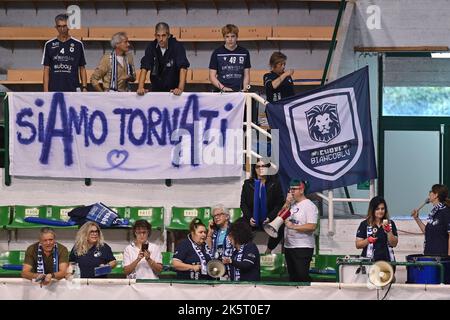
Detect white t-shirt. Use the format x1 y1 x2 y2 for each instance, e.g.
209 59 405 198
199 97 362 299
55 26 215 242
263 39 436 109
123 242 162 279
284 199 318 249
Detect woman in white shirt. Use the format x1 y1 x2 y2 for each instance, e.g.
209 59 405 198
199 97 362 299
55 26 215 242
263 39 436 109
123 220 163 279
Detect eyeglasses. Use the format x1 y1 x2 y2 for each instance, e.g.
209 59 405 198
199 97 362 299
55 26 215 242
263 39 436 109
289 187 301 191
213 212 225 218
255 164 270 169
89 230 100 234
56 25 68 28
135 231 149 235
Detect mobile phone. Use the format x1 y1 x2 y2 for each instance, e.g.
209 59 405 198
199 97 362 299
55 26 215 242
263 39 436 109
141 243 149 251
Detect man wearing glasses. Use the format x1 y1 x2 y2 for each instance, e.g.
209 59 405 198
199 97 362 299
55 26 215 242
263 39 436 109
42 13 88 92
283 179 318 282
206 204 234 279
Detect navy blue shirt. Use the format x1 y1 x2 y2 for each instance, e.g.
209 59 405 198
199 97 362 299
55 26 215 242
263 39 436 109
140 36 190 92
42 37 86 92
356 220 398 262
424 204 450 256
229 242 260 281
209 45 251 91
263 71 295 103
173 238 212 280
69 243 116 278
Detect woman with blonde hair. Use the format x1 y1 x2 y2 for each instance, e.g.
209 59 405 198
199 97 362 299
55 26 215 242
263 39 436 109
69 221 117 278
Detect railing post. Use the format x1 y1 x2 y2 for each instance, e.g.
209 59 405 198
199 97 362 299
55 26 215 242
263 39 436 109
3 93 11 186
328 189 334 236
245 93 253 179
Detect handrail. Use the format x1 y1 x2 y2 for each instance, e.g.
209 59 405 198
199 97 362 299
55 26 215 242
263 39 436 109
336 260 445 284
1 92 11 186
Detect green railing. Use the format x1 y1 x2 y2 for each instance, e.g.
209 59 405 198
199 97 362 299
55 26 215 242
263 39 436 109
321 0 347 85
336 260 445 283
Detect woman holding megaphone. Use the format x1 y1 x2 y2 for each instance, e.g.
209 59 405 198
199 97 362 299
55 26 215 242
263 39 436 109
411 184 450 256
172 218 213 280
355 196 398 262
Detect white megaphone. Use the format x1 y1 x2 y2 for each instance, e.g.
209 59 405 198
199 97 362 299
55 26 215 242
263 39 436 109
207 260 226 278
264 206 292 238
368 261 394 287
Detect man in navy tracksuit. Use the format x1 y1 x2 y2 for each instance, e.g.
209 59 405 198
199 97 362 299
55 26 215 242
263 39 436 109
137 22 190 96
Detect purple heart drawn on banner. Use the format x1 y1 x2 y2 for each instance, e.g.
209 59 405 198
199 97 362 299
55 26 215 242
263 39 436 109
107 149 129 169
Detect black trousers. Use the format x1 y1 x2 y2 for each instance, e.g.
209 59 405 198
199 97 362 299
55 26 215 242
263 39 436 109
284 247 314 282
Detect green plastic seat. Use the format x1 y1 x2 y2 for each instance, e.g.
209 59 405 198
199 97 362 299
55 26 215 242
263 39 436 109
108 206 127 219
260 253 285 280
0 251 25 277
48 205 81 229
308 254 342 282
160 251 176 278
0 206 10 228
166 207 211 230
228 208 243 223
7 205 50 229
126 207 164 229
109 252 125 278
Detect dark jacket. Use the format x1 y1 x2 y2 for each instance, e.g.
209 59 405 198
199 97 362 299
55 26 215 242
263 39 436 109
240 176 284 225
140 36 190 92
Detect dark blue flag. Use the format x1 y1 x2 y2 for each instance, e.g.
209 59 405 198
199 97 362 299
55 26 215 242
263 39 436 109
267 66 377 194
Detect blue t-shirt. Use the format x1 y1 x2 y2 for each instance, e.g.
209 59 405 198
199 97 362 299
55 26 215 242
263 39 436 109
263 71 295 103
209 45 251 91
42 37 86 92
356 220 398 262
229 242 260 281
173 238 212 280
69 243 116 278
424 204 450 256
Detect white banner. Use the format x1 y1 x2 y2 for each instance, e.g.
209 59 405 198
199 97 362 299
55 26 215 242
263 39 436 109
9 92 245 179
1 279 449 300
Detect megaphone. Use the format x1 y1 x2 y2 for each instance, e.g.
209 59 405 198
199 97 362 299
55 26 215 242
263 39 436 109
207 260 226 278
368 261 394 287
264 206 292 238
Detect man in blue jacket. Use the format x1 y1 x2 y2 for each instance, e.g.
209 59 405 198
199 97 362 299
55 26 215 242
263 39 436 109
137 22 190 96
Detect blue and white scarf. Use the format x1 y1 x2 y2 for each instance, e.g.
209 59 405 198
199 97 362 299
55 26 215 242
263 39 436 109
211 227 233 277
37 243 58 274
253 179 267 227
109 51 132 92
366 224 395 261
428 202 445 223
188 234 211 280
232 244 246 281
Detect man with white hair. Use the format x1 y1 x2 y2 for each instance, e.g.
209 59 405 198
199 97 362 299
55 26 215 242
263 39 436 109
206 204 234 279
91 31 136 92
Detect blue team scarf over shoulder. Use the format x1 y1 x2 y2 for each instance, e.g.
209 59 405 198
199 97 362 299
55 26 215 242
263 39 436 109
109 51 131 91
232 244 246 281
253 179 267 227
37 243 58 274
